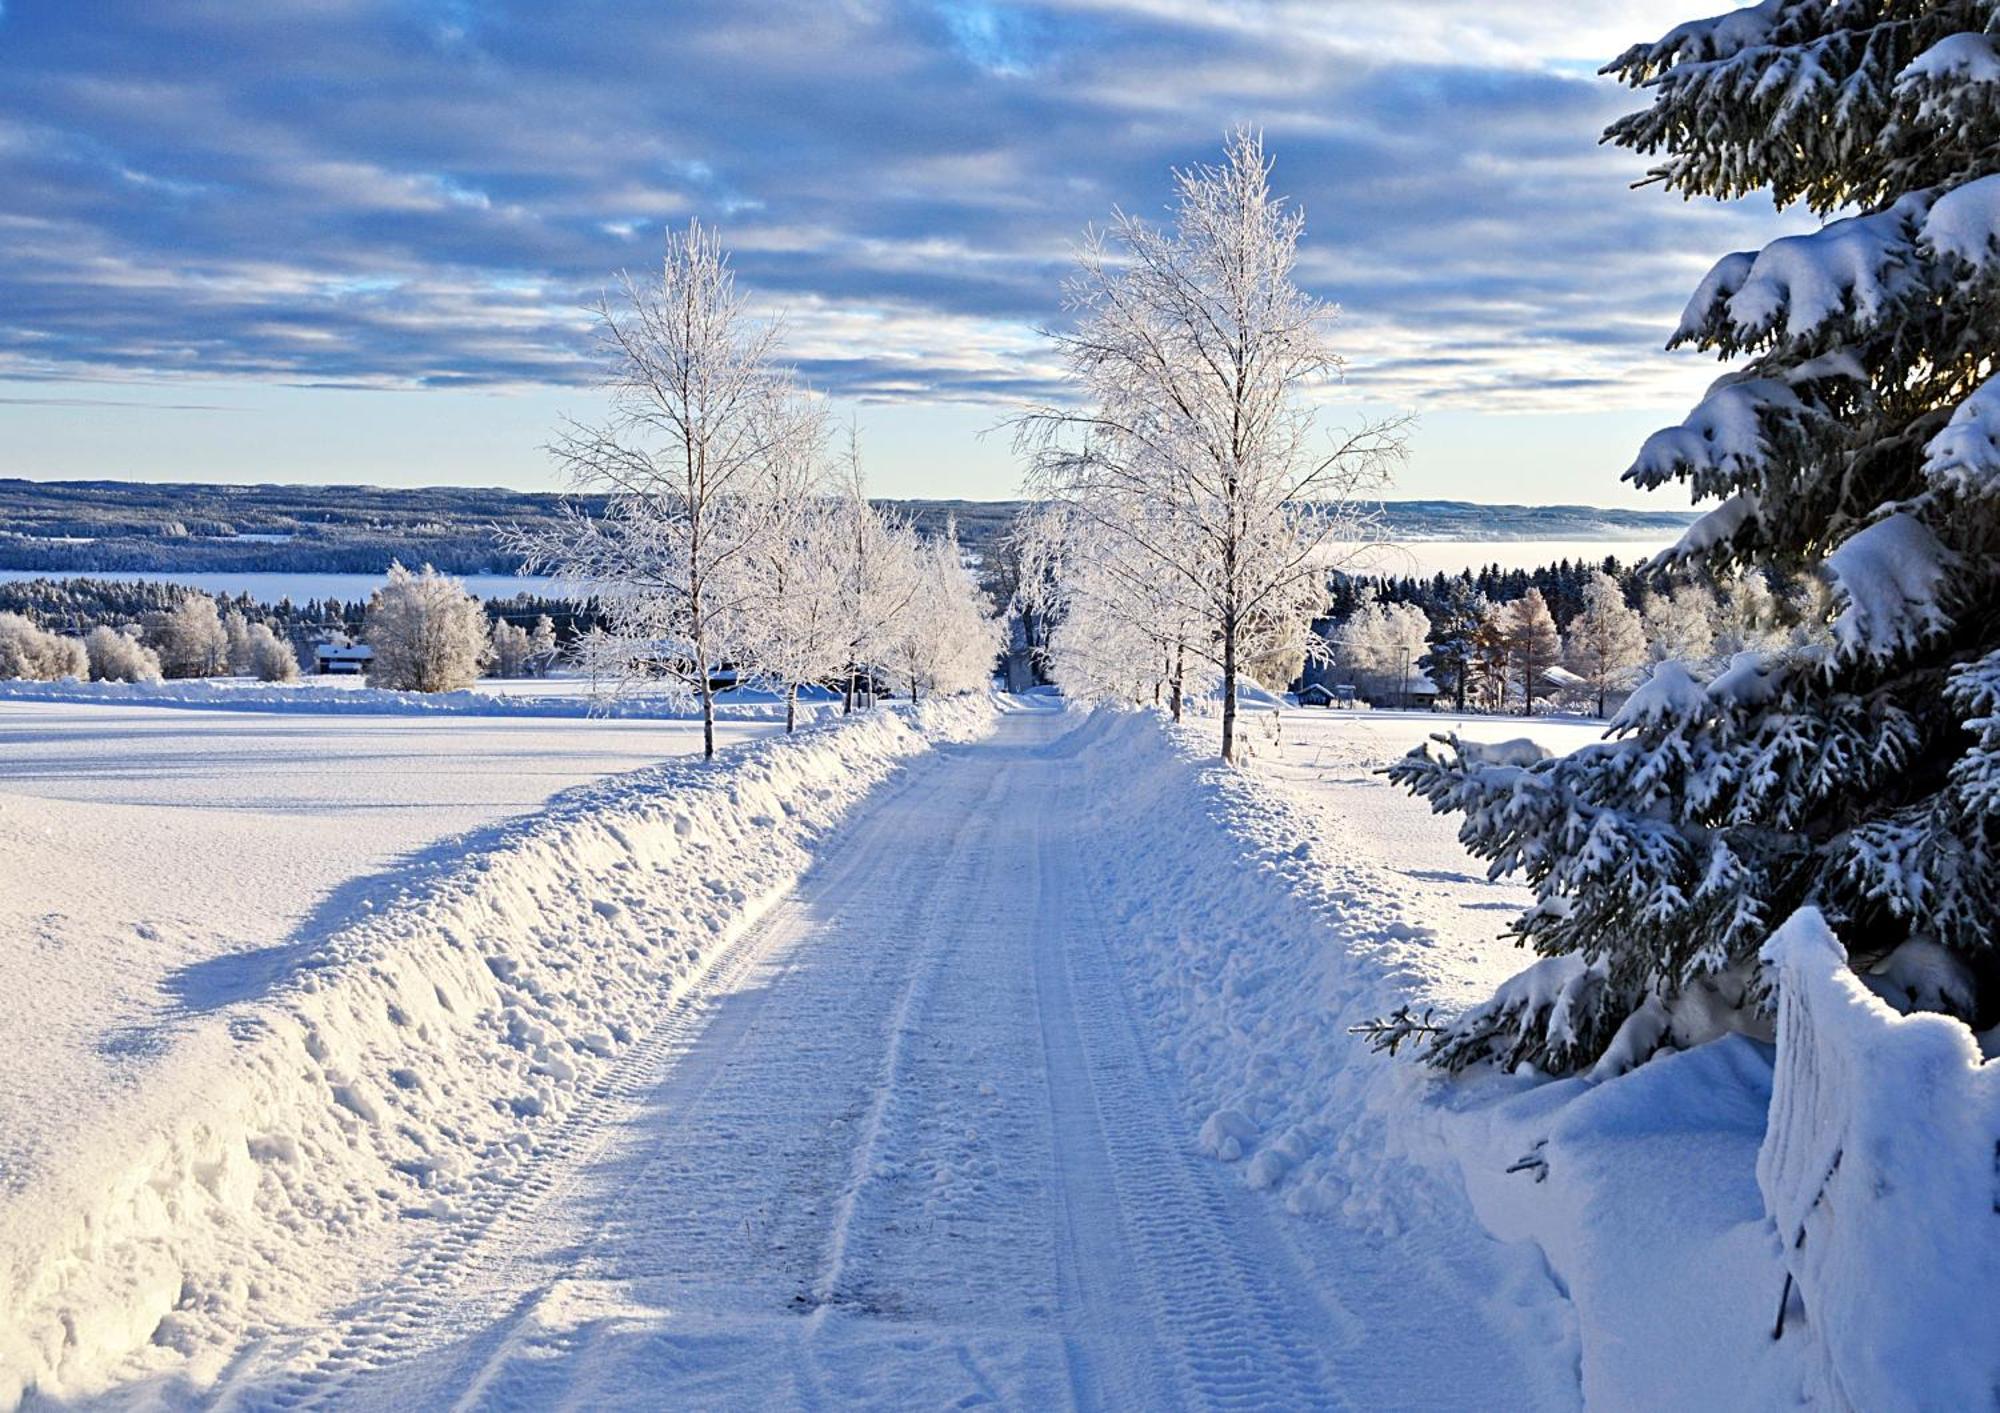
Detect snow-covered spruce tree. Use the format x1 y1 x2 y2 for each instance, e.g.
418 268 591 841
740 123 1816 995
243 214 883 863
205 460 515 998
363 564 490 693
1420 579 1488 712
1016 129 1405 763
1387 2 2000 1074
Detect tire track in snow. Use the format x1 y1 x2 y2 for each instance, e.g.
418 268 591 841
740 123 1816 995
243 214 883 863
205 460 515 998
1033 765 1355 1412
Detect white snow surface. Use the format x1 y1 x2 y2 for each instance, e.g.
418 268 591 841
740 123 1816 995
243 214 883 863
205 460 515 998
0 676 806 720
0 696 988 1404
0 700 783 1208
1899 30 2000 87
1824 512 1951 662
10 695 1987 1408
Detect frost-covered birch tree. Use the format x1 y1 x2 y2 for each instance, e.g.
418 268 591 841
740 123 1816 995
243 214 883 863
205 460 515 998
1019 502 1208 715
1388 1 2000 1074
733 493 850 732
829 430 919 714
1564 570 1646 716
363 564 490 693
517 221 824 759
887 520 1002 703
1336 595 1431 703
1017 129 1405 762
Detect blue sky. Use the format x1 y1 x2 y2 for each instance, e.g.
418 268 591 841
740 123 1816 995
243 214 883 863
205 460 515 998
0 1 1799 503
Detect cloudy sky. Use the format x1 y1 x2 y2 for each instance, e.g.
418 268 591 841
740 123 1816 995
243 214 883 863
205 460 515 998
0 0 1797 502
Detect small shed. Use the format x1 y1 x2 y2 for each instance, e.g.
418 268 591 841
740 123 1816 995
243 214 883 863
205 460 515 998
314 642 374 675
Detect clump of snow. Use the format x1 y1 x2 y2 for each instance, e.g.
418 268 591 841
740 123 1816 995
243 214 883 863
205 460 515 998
0 695 996 1404
1704 195 1929 344
1921 171 2000 268
1823 513 1952 663
1898 31 2000 87
1758 908 1999 1410
1453 736 1553 769
1607 660 1708 731
1626 0 1782 68
1922 371 2000 498
1658 490 1759 562
1625 375 1800 487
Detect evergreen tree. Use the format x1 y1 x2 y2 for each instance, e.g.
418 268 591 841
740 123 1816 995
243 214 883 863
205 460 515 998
1421 580 1487 712
1389 2 2000 1074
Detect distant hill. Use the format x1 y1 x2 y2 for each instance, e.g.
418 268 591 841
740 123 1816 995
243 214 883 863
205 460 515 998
0 480 1692 576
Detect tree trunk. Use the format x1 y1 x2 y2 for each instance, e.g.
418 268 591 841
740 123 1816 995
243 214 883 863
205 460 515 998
700 673 716 759
843 669 854 715
1221 623 1238 764
1169 641 1185 723
786 681 798 734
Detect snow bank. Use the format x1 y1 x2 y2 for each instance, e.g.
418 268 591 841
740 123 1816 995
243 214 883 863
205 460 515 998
1067 709 1810 1406
0 695 996 1405
1064 709 1581 1375
1759 908 2000 1410
0 676 796 720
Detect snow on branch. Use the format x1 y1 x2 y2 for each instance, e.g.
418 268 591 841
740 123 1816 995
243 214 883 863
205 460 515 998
1676 195 1928 351
1822 513 1952 664
1921 370 2000 498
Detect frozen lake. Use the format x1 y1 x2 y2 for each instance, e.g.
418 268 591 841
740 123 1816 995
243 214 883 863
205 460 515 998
0 538 1678 604
1329 536 1676 578
0 569 553 602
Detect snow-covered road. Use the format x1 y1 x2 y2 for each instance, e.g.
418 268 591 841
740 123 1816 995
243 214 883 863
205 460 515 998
192 705 1560 1410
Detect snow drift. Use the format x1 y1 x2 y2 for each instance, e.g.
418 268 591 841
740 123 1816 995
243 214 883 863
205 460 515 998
1760 908 2000 1409
0 695 995 1405
1070 706 1997 1409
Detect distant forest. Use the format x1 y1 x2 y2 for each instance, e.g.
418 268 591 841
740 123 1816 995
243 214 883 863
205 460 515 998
0 480 1693 577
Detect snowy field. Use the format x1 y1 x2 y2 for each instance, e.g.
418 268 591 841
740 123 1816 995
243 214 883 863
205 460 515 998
0 700 775 1200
